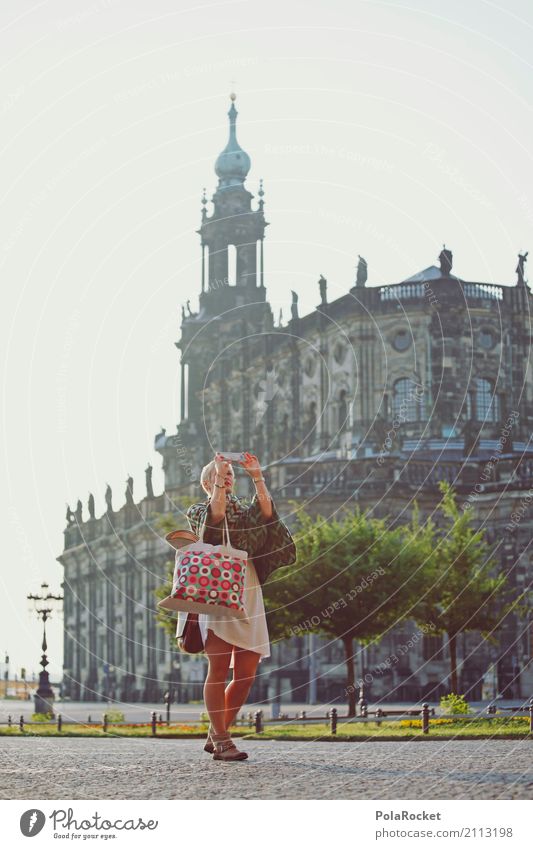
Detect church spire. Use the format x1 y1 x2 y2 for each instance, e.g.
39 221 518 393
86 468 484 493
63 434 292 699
197 95 268 297
214 93 251 188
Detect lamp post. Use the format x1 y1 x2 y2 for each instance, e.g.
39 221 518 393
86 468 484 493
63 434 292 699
27 582 63 716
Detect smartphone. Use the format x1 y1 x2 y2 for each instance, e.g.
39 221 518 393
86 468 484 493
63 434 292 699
217 452 246 463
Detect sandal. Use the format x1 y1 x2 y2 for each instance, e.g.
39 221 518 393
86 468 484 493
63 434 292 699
204 725 215 754
211 733 248 761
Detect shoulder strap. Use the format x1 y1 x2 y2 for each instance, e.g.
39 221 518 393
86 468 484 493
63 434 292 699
198 508 231 546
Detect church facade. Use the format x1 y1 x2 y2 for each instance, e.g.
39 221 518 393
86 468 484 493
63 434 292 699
58 96 533 705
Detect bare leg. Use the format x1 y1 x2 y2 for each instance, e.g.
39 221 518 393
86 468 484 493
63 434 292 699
203 630 233 736
224 647 260 730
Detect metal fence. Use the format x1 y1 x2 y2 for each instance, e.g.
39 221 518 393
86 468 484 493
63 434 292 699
3 700 533 737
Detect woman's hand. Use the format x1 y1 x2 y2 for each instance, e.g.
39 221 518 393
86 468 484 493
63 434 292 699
241 452 262 480
214 453 231 478
243 453 272 519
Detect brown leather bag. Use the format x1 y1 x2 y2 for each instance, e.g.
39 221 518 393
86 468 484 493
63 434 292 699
178 613 204 654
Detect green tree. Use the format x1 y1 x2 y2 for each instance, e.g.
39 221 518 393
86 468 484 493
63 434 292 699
412 481 520 694
264 503 435 716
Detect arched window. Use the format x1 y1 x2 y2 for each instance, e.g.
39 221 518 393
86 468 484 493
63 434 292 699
467 378 500 422
392 378 424 421
227 244 236 286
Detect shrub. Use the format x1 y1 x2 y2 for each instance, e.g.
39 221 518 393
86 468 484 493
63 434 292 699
440 693 470 715
105 710 125 722
31 712 53 721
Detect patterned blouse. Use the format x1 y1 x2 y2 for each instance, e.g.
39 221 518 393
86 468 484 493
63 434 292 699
186 492 296 585
186 492 267 551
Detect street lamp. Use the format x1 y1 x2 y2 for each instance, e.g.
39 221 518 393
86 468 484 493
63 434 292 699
27 582 63 716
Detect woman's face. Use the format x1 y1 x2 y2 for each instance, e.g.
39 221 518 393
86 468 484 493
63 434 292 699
204 464 234 494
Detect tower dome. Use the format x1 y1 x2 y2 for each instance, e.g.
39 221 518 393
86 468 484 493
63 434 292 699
214 94 251 188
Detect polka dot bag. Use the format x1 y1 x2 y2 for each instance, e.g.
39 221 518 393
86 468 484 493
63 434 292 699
158 513 248 620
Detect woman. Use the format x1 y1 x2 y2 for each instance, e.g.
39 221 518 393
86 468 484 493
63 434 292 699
183 451 296 762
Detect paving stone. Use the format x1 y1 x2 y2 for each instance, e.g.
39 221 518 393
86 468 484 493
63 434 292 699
0 738 532 800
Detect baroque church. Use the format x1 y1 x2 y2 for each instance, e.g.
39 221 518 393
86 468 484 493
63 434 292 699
58 95 533 705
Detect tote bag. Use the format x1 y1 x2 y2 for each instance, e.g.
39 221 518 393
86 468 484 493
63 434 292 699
158 513 248 620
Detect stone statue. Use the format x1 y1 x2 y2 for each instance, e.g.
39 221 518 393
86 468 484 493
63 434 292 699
75 499 83 523
439 245 453 276
278 308 283 327
462 418 480 456
145 462 154 499
255 422 265 458
181 305 186 321
66 504 75 525
318 274 328 305
371 415 389 451
105 483 113 513
186 300 194 317
290 290 299 320
338 391 348 433
125 474 134 506
277 412 290 455
305 401 317 453
88 493 95 519
356 256 368 287
516 251 528 286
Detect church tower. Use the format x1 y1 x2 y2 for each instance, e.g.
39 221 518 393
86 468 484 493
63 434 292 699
156 95 274 490
197 92 268 312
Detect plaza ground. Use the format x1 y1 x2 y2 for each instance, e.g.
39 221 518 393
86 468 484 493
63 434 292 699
1 737 532 800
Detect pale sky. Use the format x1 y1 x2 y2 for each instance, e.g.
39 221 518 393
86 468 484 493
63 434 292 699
1 0 532 678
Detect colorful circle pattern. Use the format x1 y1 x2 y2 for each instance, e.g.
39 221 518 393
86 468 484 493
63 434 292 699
172 550 245 612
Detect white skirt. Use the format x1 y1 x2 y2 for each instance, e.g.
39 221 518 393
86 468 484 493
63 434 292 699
176 560 270 669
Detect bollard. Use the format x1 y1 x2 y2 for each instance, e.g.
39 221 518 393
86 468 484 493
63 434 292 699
151 710 157 737
529 699 533 734
248 711 254 728
254 710 263 733
330 707 337 735
158 713 163 723
164 691 171 727
359 698 368 718
88 715 92 723
7 715 12 728
422 702 430 734
57 714 62 733
19 715 24 732
375 707 383 727
102 713 108 733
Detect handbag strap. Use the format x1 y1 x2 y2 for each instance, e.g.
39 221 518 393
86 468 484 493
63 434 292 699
198 508 231 547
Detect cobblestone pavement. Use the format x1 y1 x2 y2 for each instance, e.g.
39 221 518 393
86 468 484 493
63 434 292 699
1 738 533 800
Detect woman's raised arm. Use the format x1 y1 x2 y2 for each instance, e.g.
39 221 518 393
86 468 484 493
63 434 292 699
241 452 272 520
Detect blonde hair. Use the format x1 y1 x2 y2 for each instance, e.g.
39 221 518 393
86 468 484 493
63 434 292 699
200 460 234 494
200 460 216 493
